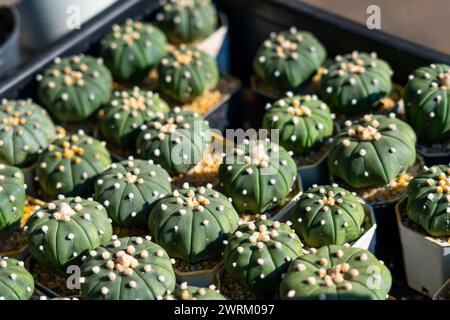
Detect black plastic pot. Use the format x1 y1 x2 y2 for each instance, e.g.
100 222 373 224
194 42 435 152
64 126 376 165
0 7 20 78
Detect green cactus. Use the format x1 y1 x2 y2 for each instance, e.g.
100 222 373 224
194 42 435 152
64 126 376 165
155 0 218 44
406 165 450 237
136 108 211 175
404 64 450 143
99 88 170 149
328 114 416 188
37 55 113 123
319 51 393 116
0 257 34 300
280 245 392 300
100 19 168 81
223 219 303 295
25 197 113 274
0 99 56 167
94 158 172 228
36 130 112 199
164 282 227 300
0 164 25 232
218 139 298 214
289 184 365 247
80 236 176 300
149 183 239 263
253 27 326 93
157 46 219 102
262 94 334 156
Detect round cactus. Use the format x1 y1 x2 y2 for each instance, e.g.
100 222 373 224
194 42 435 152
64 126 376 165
218 140 298 214
404 64 450 143
36 130 112 199
280 245 392 300
100 19 167 81
136 108 211 175
253 27 326 93
149 183 239 263
25 197 113 274
155 0 218 44
328 114 416 188
164 283 226 300
223 219 303 295
80 236 176 300
406 165 450 237
262 94 334 156
289 184 365 247
0 99 56 167
157 46 219 102
37 55 113 123
0 164 25 232
0 257 34 300
95 158 172 228
319 51 393 116
99 88 170 148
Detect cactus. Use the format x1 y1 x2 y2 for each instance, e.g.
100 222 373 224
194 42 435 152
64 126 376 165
0 99 56 167
100 19 167 81
95 158 172 228
80 236 176 300
289 184 365 247
328 114 416 188
149 183 239 263
36 130 112 199
319 51 393 116
404 64 450 143
0 164 25 232
406 165 450 237
136 108 211 175
155 0 218 44
164 282 226 300
157 46 219 102
223 219 303 295
280 245 392 300
37 55 113 123
99 88 170 148
0 257 34 300
253 27 326 93
218 140 298 214
262 94 334 156
25 197 113 274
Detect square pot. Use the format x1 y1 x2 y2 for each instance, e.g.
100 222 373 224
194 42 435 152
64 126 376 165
174 260 223 288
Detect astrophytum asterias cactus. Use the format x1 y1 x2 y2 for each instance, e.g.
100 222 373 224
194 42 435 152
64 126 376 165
157 46 219 102
223 219 303 295
164 282 226 300
218 140 298 214
280 245 392 300
136 108 211 175
253 27 326 93
149 183 239 263
0 257 34 300
155 0 218 44
95 158 172 228
25 197 113 273
99 88 170 148
328 114 416 188
289 184 365 247
262 94 334 156
319 51 393 116
404 64 450 143
37 55 112 122
100 19 167 81
80 236 176 300
0 164 25 232
406 165 450 236
36 130 112 198
0 99 56 167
